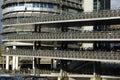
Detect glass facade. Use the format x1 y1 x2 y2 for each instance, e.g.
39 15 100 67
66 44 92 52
6 3 54 9
94 0 110 11
93 0 105 11
33 3 54 8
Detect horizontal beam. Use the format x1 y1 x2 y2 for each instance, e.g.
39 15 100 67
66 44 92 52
2 49 120 62
2 39 120 42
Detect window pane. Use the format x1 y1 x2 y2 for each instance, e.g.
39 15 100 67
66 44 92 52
19 3 24 6
48 4 54 8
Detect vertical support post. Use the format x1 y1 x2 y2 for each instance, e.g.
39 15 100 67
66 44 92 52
33 57 35 74
33 43 35 74
12 46 16 70
15 56 18 70
12 56 16 70
6 56 9 70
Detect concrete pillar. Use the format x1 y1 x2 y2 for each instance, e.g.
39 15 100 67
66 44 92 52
33 42 35 50
12 56 16 70
15 56 18 70
33 58 41 74
33 58 38 74
33 57 35 74
52 59 57 69
6 56 9 70
32 44 35 74
12 46 17 70
33 57 35 70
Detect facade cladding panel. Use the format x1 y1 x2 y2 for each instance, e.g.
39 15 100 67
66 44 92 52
1 0 120 78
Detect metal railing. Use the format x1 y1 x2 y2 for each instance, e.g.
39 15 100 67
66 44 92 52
109 25 120 30
3 48 120 61
2 31 120 40
0 69 59 75
2 10 120 25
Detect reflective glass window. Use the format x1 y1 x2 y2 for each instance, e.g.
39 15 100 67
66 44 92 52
19 3 24 6
48 4 54 8
33 3 39 7
40 3 44 7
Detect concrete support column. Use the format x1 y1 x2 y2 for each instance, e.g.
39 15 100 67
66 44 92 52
12 56 16 70
33 57 35 70
6 56 9 70
32 44 35 74
37 58 41 74
33 58 41 75
12 46 17 70
33 42 35 50
33 58 38 74
15 56 18 70
33 57 35 74
52 59 57 69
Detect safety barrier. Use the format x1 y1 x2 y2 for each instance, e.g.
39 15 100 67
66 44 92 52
2 31 120 40
3 48 120 61
2 10 120 25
